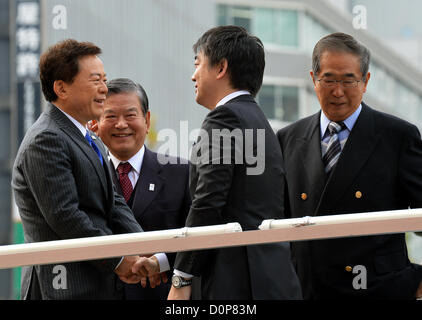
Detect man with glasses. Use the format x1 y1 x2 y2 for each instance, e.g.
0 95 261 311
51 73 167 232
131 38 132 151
277 32 422 299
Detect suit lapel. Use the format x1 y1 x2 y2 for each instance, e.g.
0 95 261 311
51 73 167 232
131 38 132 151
131 148 165 219
296 112 328 214
110 159 124 195
317 104 381 213
48 104 108 197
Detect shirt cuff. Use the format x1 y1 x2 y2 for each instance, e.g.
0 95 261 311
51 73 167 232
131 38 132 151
154 253 170 273
173 269 194 279
114 257 124 270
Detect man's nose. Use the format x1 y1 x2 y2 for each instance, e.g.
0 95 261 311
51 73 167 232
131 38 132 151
115 116 128 128
331 82 345 97
99 80 108 94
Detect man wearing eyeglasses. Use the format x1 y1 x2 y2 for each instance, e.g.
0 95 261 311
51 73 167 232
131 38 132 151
277 32 422 299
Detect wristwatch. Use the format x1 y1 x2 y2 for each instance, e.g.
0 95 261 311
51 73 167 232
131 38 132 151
171 275 192 288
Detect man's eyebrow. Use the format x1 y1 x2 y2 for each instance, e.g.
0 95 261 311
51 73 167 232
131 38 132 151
90 73 106 77
321 72 357 77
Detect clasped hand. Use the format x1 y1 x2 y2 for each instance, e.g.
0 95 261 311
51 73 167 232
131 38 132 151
115 255 167 288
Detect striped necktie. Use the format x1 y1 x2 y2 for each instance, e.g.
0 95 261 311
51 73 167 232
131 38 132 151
323 121 346 173
85 132 103 165
117 162 133 202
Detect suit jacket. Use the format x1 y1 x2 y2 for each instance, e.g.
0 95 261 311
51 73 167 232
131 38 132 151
11 104 143 300
174 94 302 300
277 102 422 299
111 148 191 300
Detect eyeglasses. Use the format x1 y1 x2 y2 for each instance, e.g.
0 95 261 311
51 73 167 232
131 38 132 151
317 78 362 88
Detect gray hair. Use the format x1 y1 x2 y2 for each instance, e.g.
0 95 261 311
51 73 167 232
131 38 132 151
312 32 371 80
106 78 149 115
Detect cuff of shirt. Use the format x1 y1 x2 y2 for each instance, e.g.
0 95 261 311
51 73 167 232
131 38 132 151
114 257 124 270
154 253 170 273
173 269 194 279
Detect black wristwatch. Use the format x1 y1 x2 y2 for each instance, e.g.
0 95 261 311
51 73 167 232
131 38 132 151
171 275 192 288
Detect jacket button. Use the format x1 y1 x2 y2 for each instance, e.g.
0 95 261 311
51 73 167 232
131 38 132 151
345 266 352 272
301 193 307 200
355 191 362 199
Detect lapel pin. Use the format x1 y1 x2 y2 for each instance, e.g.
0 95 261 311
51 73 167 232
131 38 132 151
149 183 155 191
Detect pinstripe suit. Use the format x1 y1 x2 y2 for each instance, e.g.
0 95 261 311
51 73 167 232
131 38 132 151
12 103 143 299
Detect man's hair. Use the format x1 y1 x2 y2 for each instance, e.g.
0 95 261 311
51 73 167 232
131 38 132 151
193 25 265 97
106 78 149 116
39 39 102 102
312 32 371 80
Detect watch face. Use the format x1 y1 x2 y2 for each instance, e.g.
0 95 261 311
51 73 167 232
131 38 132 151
172 276 181 288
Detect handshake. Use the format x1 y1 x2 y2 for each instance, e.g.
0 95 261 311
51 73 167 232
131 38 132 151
114 255 167 288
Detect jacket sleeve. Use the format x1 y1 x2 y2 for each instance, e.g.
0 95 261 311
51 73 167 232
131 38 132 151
174 106 240 276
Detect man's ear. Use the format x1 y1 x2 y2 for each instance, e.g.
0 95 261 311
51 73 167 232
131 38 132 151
53 80 68 100
216 58 228 80
310 70 317 87
145 110 151 134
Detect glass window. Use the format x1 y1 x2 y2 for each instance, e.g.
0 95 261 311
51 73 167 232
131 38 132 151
302 13 332 54
218 5 298 48
253 8 298 47
0 40 10 95
258 85 299 122
0 0 9 37
232 6 252 31
0 109 10 163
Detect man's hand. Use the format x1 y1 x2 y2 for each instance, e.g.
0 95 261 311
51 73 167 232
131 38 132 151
168 284 191 300
87 120 99 133
115 255 145 284
132 256 162 287
148 272 169 288
416 280 422 299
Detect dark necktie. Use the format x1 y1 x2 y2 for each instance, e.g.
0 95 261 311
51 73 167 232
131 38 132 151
117 162 133 202
323 121 346 173
85 132 103 165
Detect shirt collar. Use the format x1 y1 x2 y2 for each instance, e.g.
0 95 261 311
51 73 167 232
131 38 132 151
109 145 145 174
215 90 250 108
320 104 362 139
55 105 87 137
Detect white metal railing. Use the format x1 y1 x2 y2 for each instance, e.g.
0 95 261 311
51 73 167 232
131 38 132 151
1 208 422 269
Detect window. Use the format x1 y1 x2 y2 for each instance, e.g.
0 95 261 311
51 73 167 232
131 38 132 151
218 4 299 48
302 13 332 54
218 5 252 31
253 8 298 47
257 85 299 122
0 40 10 96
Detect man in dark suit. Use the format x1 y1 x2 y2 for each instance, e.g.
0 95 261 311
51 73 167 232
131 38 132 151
277 32 422 299
11 40 145 299
165 25 302 300
96 78 191 300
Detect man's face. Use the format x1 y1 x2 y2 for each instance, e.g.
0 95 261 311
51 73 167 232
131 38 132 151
191 51 220 110
63 55 108 124
98 92 150 161
310 50 370 122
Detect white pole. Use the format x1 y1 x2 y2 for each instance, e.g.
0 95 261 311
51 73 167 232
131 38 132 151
1 209 422 269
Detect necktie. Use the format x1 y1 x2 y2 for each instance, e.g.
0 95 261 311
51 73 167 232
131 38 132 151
323 121 346 173
85 132 103 165
117 162 133 202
